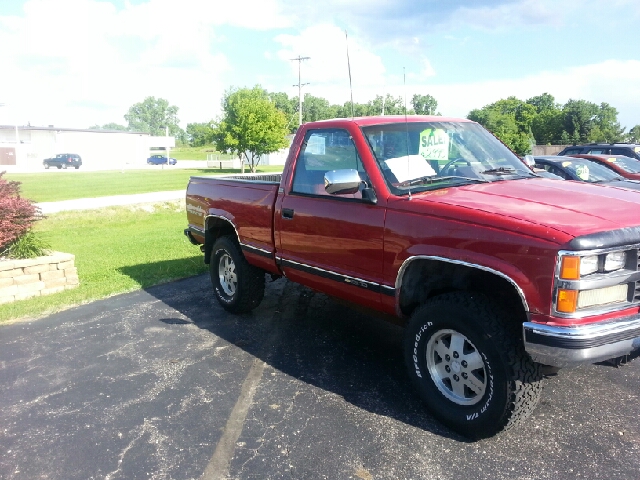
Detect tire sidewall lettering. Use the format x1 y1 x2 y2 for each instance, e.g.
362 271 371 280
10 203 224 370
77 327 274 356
412 322 432 379
410 317 499 424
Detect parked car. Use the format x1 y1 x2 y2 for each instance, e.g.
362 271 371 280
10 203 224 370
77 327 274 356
534 155 640 190
43 153 82 169
567 154 640 181
147 154 177 165
558 143 640 160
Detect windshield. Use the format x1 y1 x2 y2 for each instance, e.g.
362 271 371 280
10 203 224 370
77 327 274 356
603 156 640 174
361 121 534 195
555 158 622 182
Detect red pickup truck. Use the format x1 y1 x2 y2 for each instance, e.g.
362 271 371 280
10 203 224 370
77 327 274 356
184 116 640 438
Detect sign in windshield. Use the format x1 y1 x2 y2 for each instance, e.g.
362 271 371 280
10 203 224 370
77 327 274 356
362 122 533 195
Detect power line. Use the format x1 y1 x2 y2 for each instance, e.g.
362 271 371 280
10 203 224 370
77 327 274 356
291 56 310 126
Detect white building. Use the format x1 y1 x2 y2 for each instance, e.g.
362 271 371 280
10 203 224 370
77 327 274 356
0 125 174 171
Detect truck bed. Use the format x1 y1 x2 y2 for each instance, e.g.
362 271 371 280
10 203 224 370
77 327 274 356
190 173 282 184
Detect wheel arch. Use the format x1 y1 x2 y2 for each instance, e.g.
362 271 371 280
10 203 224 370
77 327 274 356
396 256 530 328
204 215 239 264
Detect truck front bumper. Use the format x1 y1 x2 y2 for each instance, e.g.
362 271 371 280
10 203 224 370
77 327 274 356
523 315 640 367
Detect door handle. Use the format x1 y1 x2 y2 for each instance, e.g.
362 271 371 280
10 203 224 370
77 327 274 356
282 208 294 219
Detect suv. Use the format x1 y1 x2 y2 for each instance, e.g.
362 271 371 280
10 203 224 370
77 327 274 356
43 153 82 169
557 143 640 160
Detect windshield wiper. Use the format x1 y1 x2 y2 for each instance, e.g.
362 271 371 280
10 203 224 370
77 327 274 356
481 167 516 175
399 175 489 187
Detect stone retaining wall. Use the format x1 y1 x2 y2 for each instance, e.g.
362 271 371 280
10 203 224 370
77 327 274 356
0 252 79 304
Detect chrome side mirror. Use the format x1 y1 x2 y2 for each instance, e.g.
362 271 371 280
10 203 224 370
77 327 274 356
324 169 362 195
523 155 535 168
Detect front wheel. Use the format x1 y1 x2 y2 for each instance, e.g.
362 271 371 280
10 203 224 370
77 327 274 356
210 235 265 313
62 163 67 169
404 292 543 439
44 163 50 169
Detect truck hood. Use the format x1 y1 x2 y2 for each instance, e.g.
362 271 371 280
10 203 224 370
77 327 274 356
409 178 640 248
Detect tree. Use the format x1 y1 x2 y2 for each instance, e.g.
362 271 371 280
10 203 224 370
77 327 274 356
467 97 535 155
302 94 336 123
89 122 128 131
526 93 557 114
412 94 439 115
627 125 640 143
561 99 598 143
590 102 624 143
124 96 182 137
269 91 299 132
186 122 215 147
213 86 289 173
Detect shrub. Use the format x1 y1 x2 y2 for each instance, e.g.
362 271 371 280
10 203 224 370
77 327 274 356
0 171 43 257
3 231 50 259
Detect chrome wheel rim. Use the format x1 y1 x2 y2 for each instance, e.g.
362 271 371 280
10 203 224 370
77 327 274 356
218 253 237 297
426 329 487 406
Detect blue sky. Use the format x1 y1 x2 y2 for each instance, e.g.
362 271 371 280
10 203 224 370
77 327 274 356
1 0 639 133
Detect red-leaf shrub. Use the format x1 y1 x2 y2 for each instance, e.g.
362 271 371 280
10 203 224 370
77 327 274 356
0 171 41 253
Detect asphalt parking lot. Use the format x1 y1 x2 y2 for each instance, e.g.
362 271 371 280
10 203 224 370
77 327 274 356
1 274 639 480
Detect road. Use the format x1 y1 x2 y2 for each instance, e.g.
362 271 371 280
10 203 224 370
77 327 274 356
1 274 639 480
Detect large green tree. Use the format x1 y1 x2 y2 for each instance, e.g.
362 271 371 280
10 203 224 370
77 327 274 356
526 93 563 145
125 96 182 137
411 94 439 115
186 122 215 147
627 125 640 143
213 86 289 173
468 97 535 155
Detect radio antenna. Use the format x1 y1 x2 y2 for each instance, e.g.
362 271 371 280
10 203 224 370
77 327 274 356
345 30 354 119
403 67 412 200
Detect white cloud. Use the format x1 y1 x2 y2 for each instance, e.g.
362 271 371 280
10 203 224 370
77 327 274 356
409 60 640 128
275 24 387 102
0 0 290 128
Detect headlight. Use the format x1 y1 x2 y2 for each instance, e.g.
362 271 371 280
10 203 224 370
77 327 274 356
604 252 626 272
579 255 598 276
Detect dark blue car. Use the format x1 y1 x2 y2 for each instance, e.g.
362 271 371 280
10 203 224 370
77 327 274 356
534 155 640 191
147 154 177 165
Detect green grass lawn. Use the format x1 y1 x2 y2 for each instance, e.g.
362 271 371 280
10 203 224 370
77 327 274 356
0 201 208 324
169 146 235 161
7 166 284 202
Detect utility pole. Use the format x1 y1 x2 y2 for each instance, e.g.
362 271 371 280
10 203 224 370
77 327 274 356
291 56 310 126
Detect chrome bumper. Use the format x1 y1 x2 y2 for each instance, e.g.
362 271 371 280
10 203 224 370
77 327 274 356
523 315 640 367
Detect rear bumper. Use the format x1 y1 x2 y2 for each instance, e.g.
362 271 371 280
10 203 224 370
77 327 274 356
523 315 640 367
184 228 200 246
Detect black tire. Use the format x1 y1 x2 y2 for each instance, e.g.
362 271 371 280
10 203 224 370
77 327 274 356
62 163 67 169
404 292 543 439
210 235 265 313
56 165 62 169
74 166 79 169
44 163 49 169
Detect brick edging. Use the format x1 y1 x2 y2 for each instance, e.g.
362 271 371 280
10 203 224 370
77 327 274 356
0 252 79 304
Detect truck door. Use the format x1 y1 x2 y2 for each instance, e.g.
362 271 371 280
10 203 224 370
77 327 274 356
276 128 387 308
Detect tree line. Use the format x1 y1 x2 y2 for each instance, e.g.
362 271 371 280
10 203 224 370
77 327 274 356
90 89 640 160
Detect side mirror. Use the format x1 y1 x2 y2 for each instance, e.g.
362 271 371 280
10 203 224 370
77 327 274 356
523 155 535 168
324 169 362 195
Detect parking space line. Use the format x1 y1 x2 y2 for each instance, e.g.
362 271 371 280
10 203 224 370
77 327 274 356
200 356 266 480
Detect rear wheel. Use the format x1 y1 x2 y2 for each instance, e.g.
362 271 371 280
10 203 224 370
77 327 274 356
210 235 265 313
56 165 62 169
404 292 543 439
62 163 67 169
44 163 50 169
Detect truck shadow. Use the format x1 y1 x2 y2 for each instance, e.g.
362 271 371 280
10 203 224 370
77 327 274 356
124 270 466 442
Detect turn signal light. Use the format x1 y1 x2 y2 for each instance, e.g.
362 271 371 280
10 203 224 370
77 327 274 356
557 289 578 313
559 256 580 280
